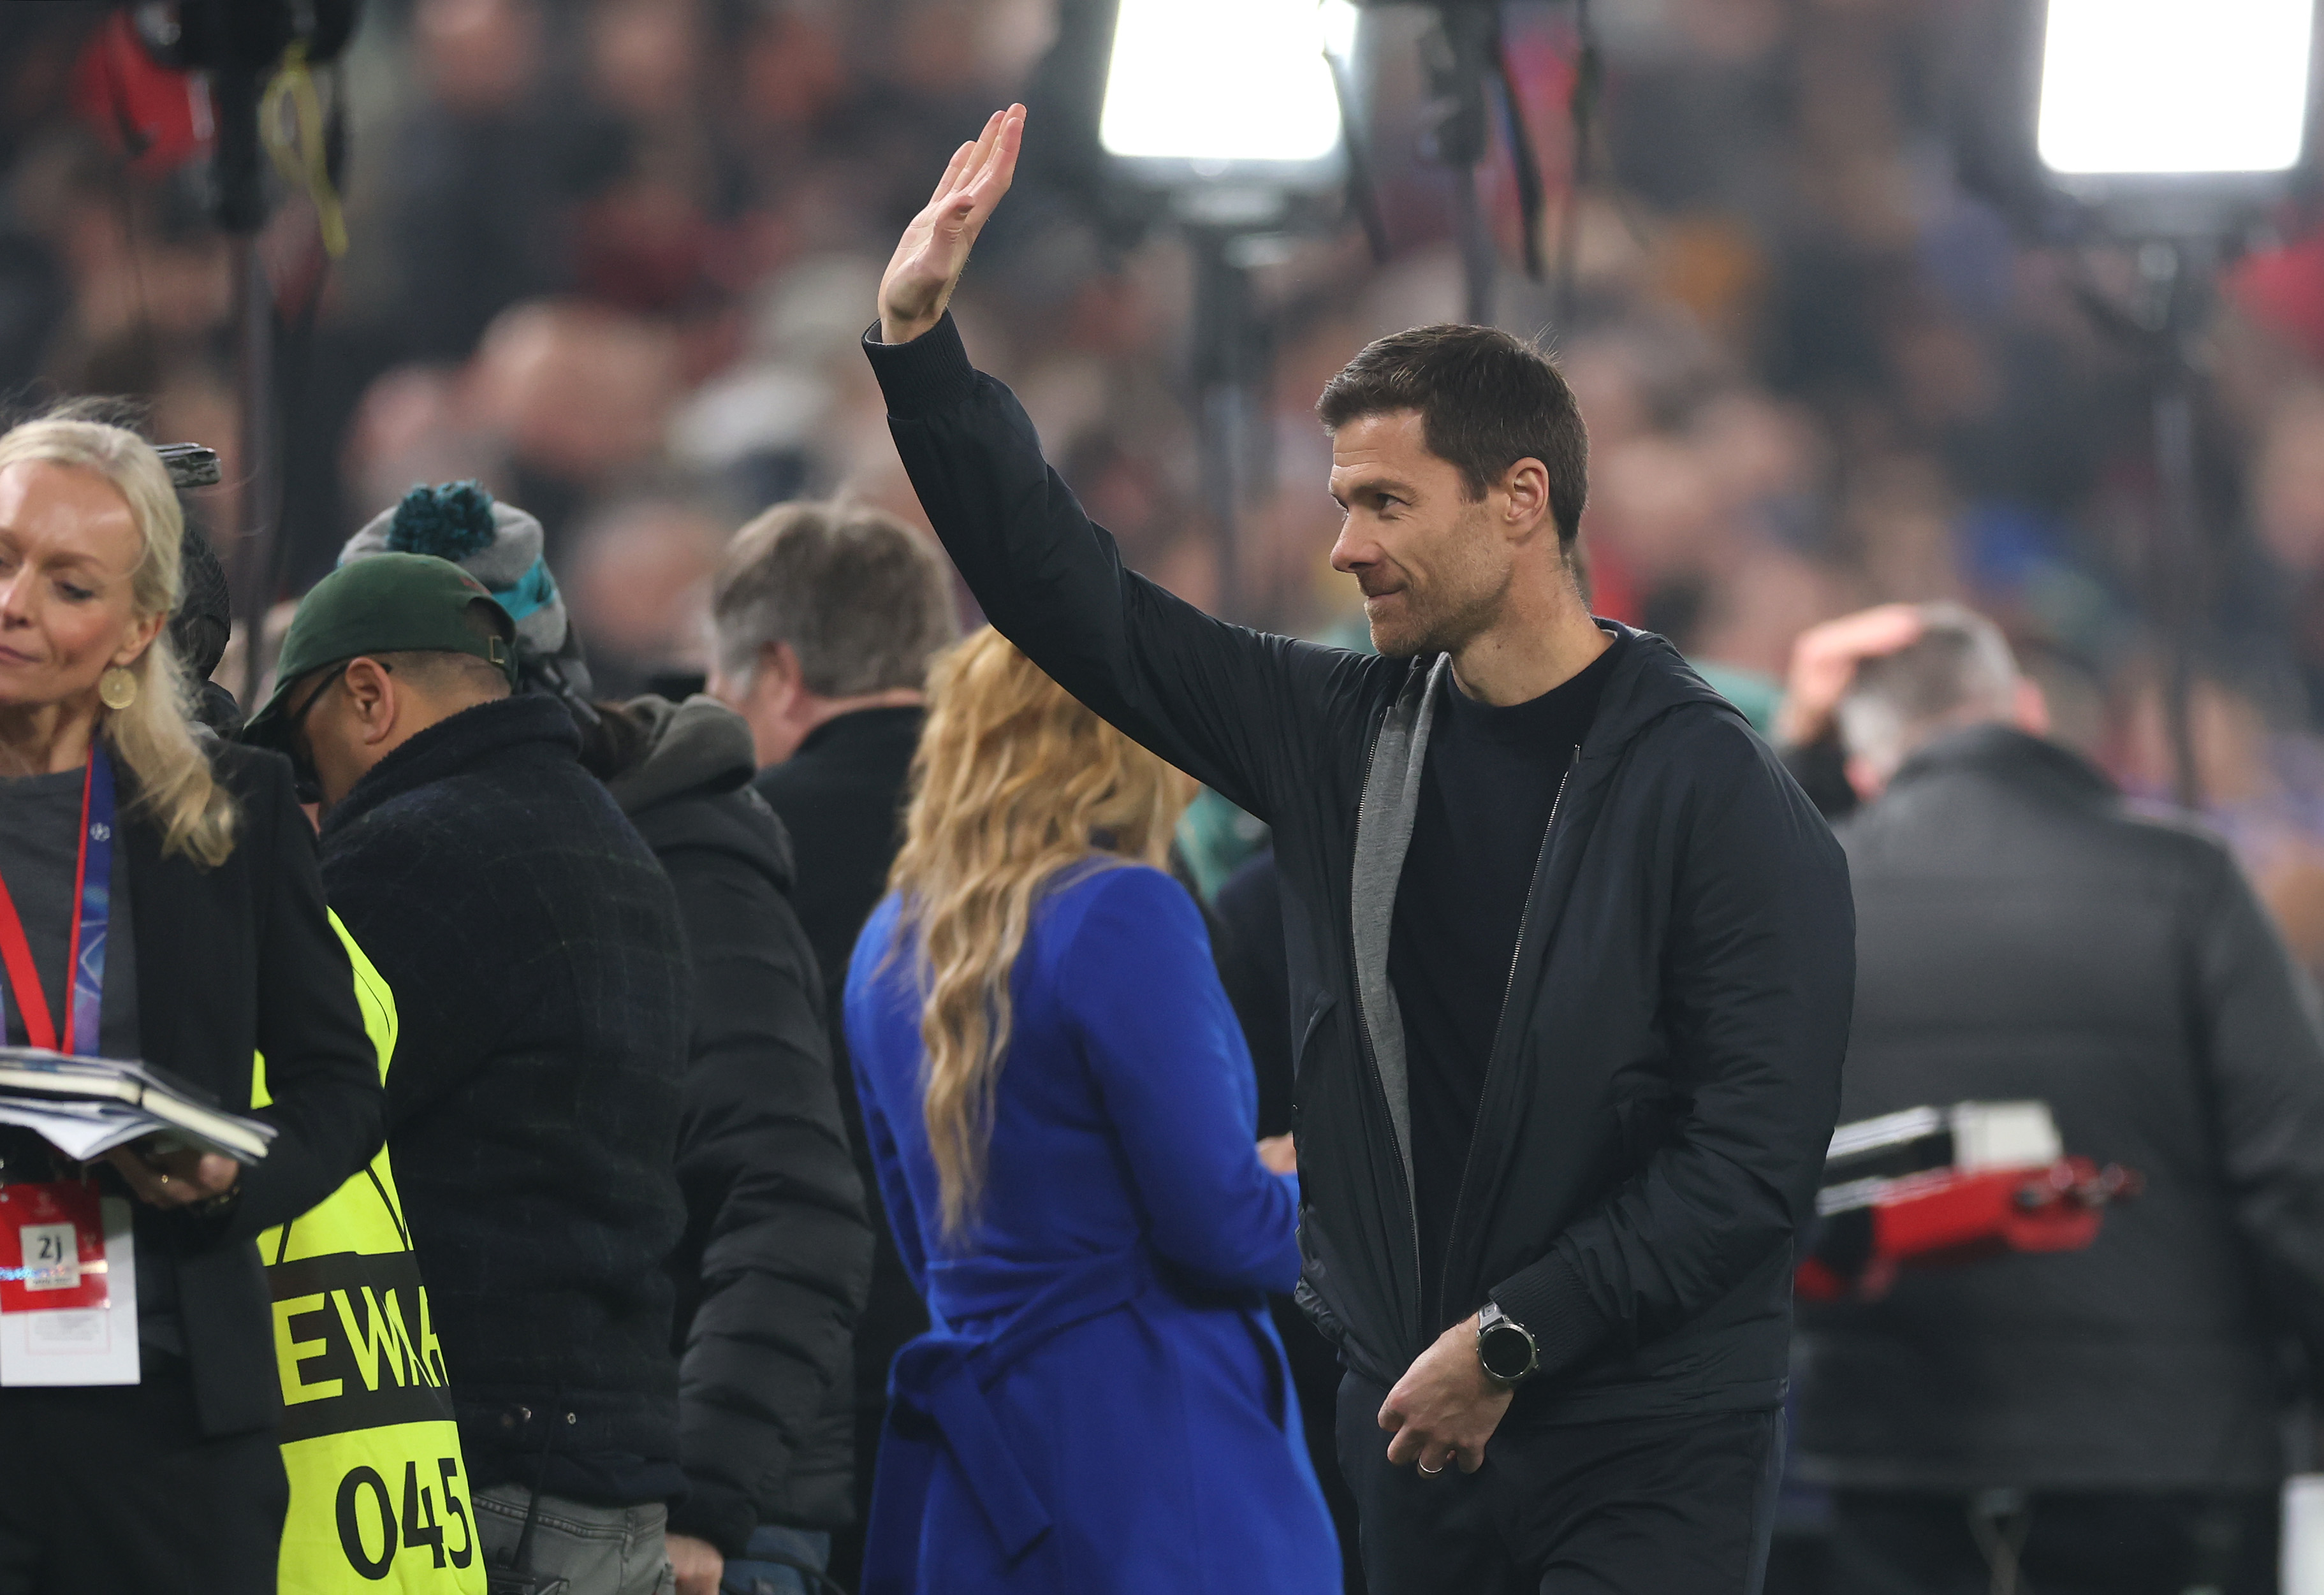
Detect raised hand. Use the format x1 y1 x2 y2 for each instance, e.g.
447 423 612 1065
1775 602 1926 748
879 103 1027 347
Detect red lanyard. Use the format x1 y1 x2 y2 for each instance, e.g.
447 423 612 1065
0 751 114 1056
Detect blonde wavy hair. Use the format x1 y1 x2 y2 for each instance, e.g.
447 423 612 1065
0 414 237 866
889 627 1195 1244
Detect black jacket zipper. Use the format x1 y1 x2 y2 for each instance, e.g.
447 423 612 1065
1435 747 1577 1327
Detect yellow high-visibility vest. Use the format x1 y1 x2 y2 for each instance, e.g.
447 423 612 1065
256 914 486 1594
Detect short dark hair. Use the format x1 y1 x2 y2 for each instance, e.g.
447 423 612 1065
1316 324 1589 547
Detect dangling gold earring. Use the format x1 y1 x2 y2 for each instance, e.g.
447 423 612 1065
97 667 138 711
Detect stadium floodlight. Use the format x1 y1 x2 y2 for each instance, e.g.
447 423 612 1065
2037 0 2314 191
2022 0 2319 808
1099 0 1348 198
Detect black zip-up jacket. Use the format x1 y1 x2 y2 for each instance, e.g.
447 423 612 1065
606 696 873 1545
864 315 1855 1423
1799 725 2324 1490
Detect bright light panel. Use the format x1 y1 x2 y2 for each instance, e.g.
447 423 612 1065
2038 0 2314 176
1100 0 1343 165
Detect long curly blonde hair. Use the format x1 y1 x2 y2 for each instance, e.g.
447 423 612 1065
889 627 1195 1244
0 414 236 866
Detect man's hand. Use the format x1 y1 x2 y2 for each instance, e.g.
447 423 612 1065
877 103 1026 347
666 1533 722 1595
1377 1313 1515 1476
103 1139 239 1209
1775 603 1926 748
1258 1134 1297 1175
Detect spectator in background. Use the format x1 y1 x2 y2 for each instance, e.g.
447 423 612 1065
243 554 692 1595
353 479 876 1595
844 627 1337 1592
168 514 240 734
706 497 957 1584
563 492 727 696
586 690 874 1595
1795 603 2324 1595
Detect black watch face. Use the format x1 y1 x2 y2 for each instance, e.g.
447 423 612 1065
1480 1323 1531 1381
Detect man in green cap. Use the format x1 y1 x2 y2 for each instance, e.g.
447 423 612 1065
243 551 519 808
247 552 695 1595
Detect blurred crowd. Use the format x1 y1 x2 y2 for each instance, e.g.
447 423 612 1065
10 0 2324 961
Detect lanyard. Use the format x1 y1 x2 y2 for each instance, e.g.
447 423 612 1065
0 748 116 1056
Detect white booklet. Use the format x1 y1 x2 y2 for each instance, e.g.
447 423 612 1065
0 1049 275 1163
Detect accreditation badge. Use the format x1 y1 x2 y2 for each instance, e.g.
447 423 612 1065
0 1181 138 1386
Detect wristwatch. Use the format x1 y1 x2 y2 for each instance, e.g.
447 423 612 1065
1477 1300 1540 1387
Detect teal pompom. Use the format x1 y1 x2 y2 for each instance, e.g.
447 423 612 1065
386 481 499 561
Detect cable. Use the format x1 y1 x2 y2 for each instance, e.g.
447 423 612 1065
260 41 347 256
1491 25 1546 282
1552 0 1604 330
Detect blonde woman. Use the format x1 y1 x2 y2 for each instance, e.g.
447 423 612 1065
0 414 382 1595
844 628 1338 1593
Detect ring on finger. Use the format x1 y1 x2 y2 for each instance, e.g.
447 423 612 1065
1417 1457 1444 1476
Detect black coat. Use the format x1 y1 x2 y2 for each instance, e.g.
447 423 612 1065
318 696 692 1488
751 706 931 1506
865 314 1856 1431
608 697 873 1548
124 743 386 1436
1797 725 2324 1490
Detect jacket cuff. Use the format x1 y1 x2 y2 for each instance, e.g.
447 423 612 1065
1490 1251 1608 1380
862 311 979 419
668 1478 756 1561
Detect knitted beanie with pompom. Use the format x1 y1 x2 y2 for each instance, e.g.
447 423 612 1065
340 481 593 704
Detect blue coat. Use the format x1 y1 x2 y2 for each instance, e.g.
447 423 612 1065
845 862 1340 1593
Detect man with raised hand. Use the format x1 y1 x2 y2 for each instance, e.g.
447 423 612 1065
861 106 1853 1594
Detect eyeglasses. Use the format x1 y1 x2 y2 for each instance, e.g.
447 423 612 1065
282 658 392 806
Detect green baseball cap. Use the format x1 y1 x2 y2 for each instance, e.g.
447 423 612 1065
240 553 518 751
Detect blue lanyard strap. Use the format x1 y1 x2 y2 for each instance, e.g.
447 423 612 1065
0 747 116 1056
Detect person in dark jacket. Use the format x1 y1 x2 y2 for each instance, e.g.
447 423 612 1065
1794 603 2324 1595
1212 847 1369 1594
0 415 384 1595
865 108 1855 1594
707 497 958 1585
244 553 693 1595
586 692 875 1595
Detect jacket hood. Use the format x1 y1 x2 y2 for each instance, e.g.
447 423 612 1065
610 694 797 892
1579 622 1743 762
606 694 757 813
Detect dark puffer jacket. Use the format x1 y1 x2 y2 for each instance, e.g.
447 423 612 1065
318 695 692 1495
606 696 873 1547
1798 725 2324 1490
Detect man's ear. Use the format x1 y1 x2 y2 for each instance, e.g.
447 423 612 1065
340 657 399 746
1498 457 1552 542
758 640 806 706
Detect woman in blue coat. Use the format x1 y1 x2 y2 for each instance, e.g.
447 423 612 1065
845 627 1339 1594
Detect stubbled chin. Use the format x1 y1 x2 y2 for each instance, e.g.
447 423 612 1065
1366 616 1429 659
